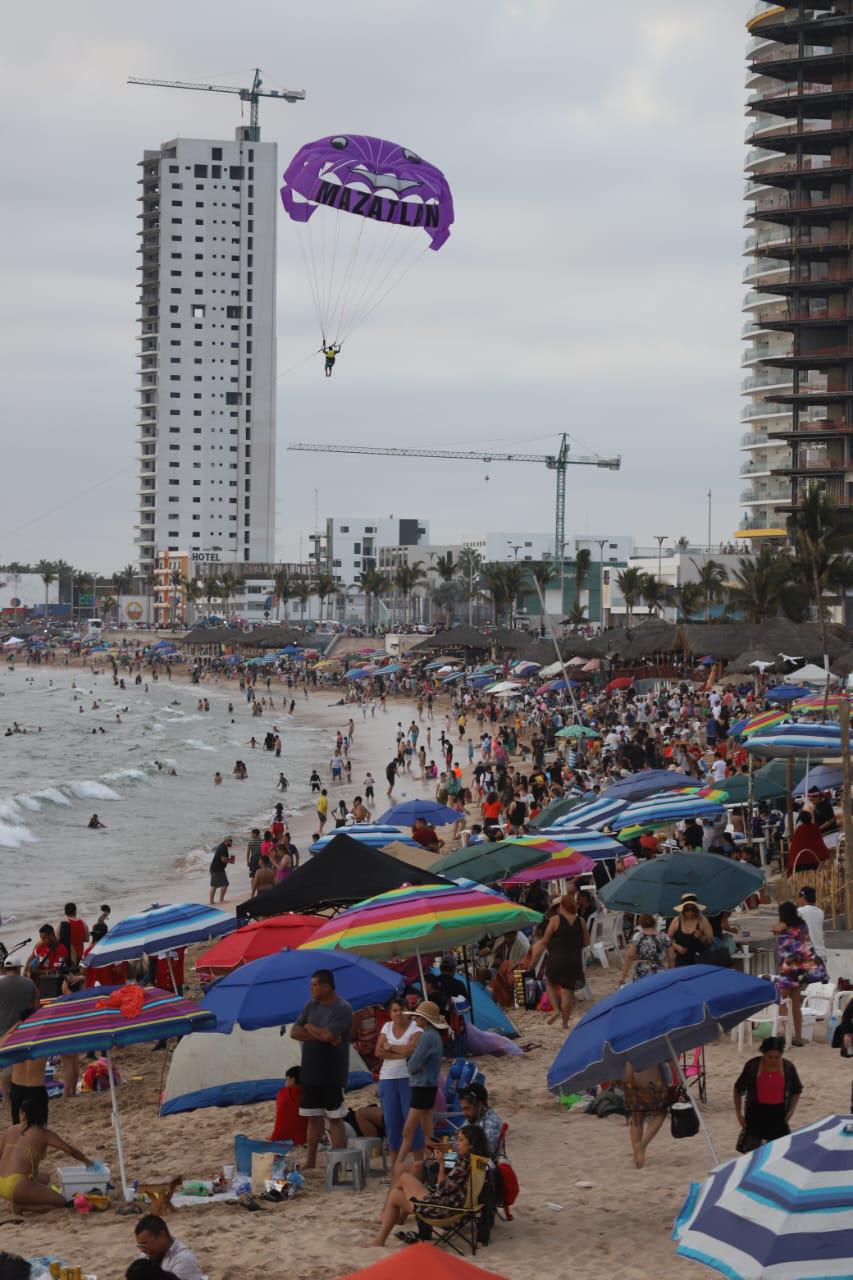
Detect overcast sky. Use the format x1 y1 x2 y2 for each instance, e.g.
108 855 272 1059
0 0 748 572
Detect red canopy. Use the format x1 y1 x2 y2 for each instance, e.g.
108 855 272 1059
343 1242 508 1279
196 913 321 975
606 676 634 691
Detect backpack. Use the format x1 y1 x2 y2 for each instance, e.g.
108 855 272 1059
497 1162 519 1219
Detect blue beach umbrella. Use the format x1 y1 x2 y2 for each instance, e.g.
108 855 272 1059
614 793 727 837
744 722 852 757
765 684 811 702
603 770 699 801
674 1114 853 1279
549 795 630 831
379 799 462 827
547 966 777 1161
597 851 764 916
199 948 403 1032
308 826 422 853
344 667 372 680
792 764 844 796
532 828 627 860
82 902 238 967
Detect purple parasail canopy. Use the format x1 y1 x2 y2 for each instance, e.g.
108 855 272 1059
280 135 453 250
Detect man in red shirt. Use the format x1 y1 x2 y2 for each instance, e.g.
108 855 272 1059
411 818 443 853
59 903 89 965
28 925 69 972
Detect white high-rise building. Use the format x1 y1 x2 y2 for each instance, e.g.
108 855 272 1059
135 131 277 572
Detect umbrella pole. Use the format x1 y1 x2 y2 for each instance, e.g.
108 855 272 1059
665 1035 718 1166
746 755 755 862
785 758 794 856
106 1052 131 1201
462 945 476 1026
416 950 427 996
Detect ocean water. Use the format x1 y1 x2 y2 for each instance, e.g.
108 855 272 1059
0 665 331 932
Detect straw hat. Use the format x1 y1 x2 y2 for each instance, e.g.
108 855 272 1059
405 999 449 1031
673 893 706 913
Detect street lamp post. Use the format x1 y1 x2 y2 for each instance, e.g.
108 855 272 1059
654 536 668 619
596 539 607 629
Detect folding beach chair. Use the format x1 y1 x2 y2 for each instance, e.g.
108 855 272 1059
680 1046 707 1104
410 1154 491 1255
434 1059 484 1136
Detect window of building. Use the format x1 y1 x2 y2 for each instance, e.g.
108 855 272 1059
225 391 242 406
229 165 244 180
340 525 349 533
169 164 179 173
211 147 222 161
211 164 221 178
191 304 205 319
194 164 208 178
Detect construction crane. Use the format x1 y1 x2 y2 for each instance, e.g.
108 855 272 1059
287 434 621 563
127 68 305 141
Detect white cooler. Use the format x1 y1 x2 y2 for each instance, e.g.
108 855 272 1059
57 1163 111 1197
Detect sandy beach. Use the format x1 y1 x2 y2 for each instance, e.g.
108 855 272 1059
3 963 850 1279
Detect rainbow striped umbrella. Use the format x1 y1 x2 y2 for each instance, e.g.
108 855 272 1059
732 709 791 738
0 985 214 1198
504 850 596 885
300 883 542 967
794 691 849 714
616 791 728 841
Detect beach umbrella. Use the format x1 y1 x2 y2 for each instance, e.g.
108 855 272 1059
792 764 843 796
484 680 524 694
744 722 852 758
606 676 633 691
503 851 596 885
549 795 630 830
195 913 323 976
793 691 848 713
428 839 561 885
344 667 372 680
673 1114 853 1279
199 948 403 1033
300 883 542 986
528 795 587 828
731 709 791 738
531 829 627 860
342 1242 510 1279
765 684 811 702
378 799 461 827
82 902 238 968
308 826 423 853
547 966 777 1162
581 658 601 673
597 851 764 917
555 724 600 740
602 770 700 802
511 660 541 674
614 792 728 840
0 984 215 1198
717 759 809 805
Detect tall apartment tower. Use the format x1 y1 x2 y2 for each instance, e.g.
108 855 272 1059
136 131 277 572
739 1 853 544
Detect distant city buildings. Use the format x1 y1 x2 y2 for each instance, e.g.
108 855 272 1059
136 129 277 574
737 1 853 543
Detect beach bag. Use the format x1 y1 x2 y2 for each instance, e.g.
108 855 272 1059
522 974 542 1010
670 1097 699 1140
497 1161 519 1218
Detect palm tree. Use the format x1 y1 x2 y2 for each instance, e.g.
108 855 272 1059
291 577 311 625
182 578 204 626
313 572 337 623
355 568 387 630
99 594 117 625
273 568 293 623
394 561 426 625
566 601 587 627
218 571 242 618
690 557 728 622
112 564 135 597
502 562 525 629
616 567 644 630
675 581 704 622
202 576 222 616
36 559 55 623
456 546 483 625
640 573 668 617
574 548 591 619
168 568 183 628
788 485 853 669
480 562 507 625
726 546 789 623
433 553 455 584
527 559 556 632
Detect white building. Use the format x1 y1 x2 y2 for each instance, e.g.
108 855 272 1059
462 532 554 563
135 129 277 574
0 571 59 614
311 517 430 588
571 534 634 565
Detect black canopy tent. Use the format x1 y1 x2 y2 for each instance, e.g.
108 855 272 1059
236 833 451 918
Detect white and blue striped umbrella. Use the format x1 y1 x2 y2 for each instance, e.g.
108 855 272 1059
549 796 630 831
309 825 421 853
674 1114 853 1279
82 902 238 966
532 828 627 860
614 792 726 833
744 722 852 758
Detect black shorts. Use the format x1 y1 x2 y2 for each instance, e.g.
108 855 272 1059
9 1083 48 1126
409 1085 437 1111
299 1083 347 1119
210 872 229 888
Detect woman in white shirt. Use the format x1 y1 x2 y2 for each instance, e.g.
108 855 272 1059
376 997 424 1165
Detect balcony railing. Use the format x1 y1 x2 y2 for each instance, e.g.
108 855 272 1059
748 81 844 105
750 193 853 216
741 431 770 446
750 44 835 67
742 373 794 391
747 119 853 145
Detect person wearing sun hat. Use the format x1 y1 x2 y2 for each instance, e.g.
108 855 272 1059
391 1000 448 1177
666 894 713 967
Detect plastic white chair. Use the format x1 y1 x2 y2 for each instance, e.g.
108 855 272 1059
586 910 624 968
736 1001 792 1053
801 982 836 1040
828 989 852 1040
